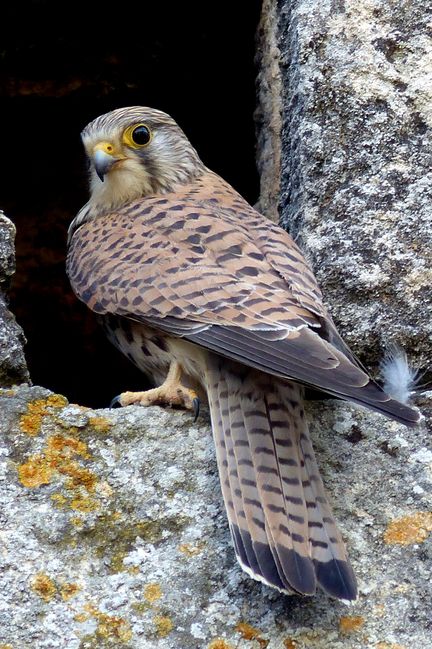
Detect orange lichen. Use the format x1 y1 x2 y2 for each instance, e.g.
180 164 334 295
88 416 112 433
83 604 132 642
51 493 68 507
20 395 68 436
375 643 406 649
208 640 234 649
178 541 206 556
60 582 81 601
70 516 84 526
384 512 432 545
235 622 268 647
153 615 173 638
283 640 297 649
97 614 132 642
339 616 365 633
31 573 57 602
18 432 102 512
74 612 89 623
70 495 99 512
63 466 97 491
47 433 90 459
18 454 54 487
144 583 163 603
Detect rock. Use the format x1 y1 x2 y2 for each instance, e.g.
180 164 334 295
276 0 432 371
0 385 430 648
0 213 30 386
254 0 283 223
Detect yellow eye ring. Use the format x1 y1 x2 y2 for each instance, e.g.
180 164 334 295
123 123 152 148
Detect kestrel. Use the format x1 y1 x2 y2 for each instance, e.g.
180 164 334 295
67 106 420 600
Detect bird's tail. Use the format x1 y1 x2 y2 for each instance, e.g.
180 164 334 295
205 355 357 600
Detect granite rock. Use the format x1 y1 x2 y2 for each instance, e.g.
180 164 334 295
277 0 432 371
0 385 430 648
0 213 30 386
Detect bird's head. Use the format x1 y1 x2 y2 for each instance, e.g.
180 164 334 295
81 106 205 214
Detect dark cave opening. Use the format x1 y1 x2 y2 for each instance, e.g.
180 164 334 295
0 1 262 407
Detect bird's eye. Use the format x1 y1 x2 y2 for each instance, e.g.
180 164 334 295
123 123 152 148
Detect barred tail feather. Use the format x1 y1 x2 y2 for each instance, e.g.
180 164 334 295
205 356 357 600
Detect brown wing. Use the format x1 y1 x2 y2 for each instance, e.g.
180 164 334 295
67 190 420 426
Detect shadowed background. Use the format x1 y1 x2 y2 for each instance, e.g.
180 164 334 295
0 1 262 406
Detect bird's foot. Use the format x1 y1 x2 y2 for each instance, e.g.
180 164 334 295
110 362 200 420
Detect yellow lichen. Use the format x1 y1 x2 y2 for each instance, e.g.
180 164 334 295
375 643 406 649
60 582 81 601
283 640 297 649
70 516 84 526
97 615 132 642
178 541 206 556
208 640 234 649
51 493 68 507
144 583 163 603
88 416 112 434
18 454 54 487
131 601 151 614
46 394 69 408
339 616 365 633
0 644 14 649
64 466 97 491
74 612 89 623
153 615 173 638
47 433 90 459
83 604 132 643
19 395 68 436
31 573 57 602
128 566 140 575
384 512 432 545
235 622 268 647
18 432 102 513
70 495 99 512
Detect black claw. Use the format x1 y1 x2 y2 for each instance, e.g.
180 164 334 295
192 397 200 422
109 395 122 408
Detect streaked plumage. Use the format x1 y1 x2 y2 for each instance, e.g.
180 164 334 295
67 106 420 600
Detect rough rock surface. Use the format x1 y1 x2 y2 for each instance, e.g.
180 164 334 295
277 0 432 371
0 213 30 386
0 385 430 648
255 0 283 223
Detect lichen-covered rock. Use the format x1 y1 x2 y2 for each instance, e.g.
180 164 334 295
0 385 430 648
276 0 432 371
0 213 30 386
254 0 283 223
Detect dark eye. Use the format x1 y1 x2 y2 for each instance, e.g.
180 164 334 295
131 124 151 146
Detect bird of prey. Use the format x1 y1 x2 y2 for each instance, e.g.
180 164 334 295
67 106 420 601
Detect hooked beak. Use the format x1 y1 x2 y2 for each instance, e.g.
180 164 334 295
92 142 124 182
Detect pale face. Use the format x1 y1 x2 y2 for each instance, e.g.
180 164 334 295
82 106 205 213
